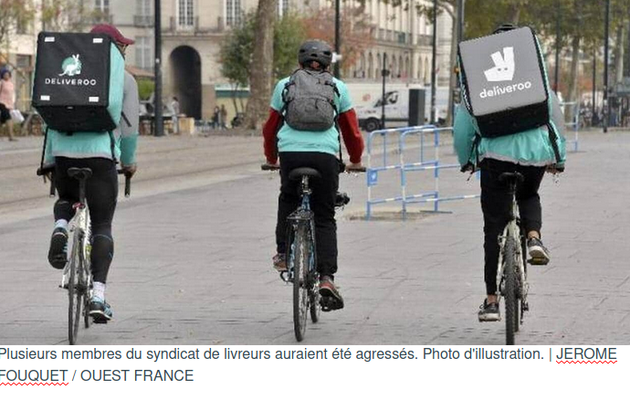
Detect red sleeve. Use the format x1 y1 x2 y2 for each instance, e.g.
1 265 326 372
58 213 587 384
262 108 283 164
337 108 364 164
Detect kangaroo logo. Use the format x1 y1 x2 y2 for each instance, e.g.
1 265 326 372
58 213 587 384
484 47 515 82
59 54 82 77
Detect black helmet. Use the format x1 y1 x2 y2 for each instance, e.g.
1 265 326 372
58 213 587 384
493 23 518 34
298 40 333 68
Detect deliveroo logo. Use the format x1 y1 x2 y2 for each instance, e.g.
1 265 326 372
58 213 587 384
484 47 515 82
479 46 532 99
59 54 82 77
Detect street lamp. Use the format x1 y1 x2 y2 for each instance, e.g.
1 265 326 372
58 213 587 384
603 0 610 133
154 0 164 136
381 53 389 129
430 0 437 124
554 0 560 92
334 0 341 78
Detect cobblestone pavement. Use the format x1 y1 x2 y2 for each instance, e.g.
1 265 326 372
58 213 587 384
0 130 628 345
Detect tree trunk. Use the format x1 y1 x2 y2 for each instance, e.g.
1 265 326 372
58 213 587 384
615 24 624 85
231 84 239 114
507 5 521 25
446 10 457 126
245 0 277 129
566 34 581 121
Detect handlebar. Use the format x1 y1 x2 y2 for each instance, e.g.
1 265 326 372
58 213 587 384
37 166 131 198
261 163 280 171
345 165 366 173
117 170 131 198
37 167 56 197
262 164 366 173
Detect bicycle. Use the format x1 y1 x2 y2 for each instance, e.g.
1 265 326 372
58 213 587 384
495 172 530 345
262 163 362 342
38 166 130 345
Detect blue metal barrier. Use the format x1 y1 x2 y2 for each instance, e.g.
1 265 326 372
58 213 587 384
560 101 580 152
366 126 431 220
366 125 479 220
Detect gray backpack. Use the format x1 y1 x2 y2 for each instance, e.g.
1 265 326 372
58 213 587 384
282 69 339 131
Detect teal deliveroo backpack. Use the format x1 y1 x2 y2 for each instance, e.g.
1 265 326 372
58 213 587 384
457 26 562 162
32 32 125 167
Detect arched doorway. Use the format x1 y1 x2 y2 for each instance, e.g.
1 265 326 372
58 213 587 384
169 46 202 119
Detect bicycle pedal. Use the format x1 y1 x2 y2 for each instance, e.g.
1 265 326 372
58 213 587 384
527 257 549 266
280 271 293 283
320 295 343 312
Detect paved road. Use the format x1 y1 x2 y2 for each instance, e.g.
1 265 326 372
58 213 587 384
0 131 628 345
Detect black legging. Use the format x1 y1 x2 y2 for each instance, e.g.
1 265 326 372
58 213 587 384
276 152 340 277
480 158 545 295
54 157 118 283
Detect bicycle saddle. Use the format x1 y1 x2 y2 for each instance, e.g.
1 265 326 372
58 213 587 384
67 167 93 181
498 172 524 185
288 167 321 181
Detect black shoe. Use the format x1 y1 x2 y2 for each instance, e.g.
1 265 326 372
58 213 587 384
48 227 68 270
527 237 550 265
478 299 500 322
89 297 113 324
319 276 344 311
272 253 287 272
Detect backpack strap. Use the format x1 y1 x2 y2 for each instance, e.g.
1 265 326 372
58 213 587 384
121 111 132 128
109 130 117 164
546 121 562 164
471 132 481 167
40 126 49 172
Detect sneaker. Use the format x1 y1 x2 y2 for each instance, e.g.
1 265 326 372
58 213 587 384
272 253 287 272
89 296 113 323
319 275 344 311
527 237 550 265
48 227 68 270
478 299 500 322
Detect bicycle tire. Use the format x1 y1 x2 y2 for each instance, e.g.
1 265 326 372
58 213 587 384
68 231 83 345
515 238 528 332
504 236 519 345
292 224 309 342
82 246 91 330
307 220 320 324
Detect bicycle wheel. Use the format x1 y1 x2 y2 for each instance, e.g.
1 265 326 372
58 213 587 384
503 236 519 345
307 221 320 323
82 257 92 329
291 224 310 342
67 232 83 345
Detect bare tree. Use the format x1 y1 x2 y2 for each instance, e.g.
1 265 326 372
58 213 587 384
301 4 375 76
0 0 35 51
245 0 277 129
41 0 89 32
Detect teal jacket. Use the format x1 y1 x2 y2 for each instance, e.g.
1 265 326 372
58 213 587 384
453 92 567 168
43 71 139 166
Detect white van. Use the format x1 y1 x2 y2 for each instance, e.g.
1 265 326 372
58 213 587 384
348 83 450 132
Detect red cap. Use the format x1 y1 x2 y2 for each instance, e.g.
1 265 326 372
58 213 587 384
90 24 135 45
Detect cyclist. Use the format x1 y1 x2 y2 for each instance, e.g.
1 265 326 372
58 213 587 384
44 24 139 323
262 39 364 311
454 24 566 322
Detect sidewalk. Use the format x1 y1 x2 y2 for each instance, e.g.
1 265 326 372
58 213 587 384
0 131 628 344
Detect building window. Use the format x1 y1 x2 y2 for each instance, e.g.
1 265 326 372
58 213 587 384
178 0 194 27
226 0 242 26
278 0 289 17
95 0 110 13
137 0 151 16
135 0 152 26
135 36 153 70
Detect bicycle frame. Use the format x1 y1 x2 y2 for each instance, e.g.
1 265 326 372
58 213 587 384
496 183 529 317
285 176 316 283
